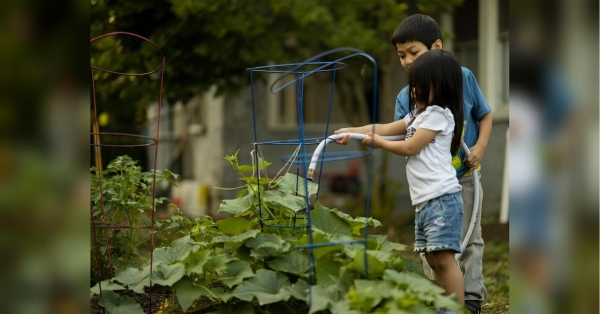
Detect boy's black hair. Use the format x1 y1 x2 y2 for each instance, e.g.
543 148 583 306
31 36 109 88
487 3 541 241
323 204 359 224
408 49 464 156
391 14 442 49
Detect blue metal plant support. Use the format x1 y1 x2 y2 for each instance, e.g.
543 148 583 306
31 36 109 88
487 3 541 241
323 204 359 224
247 48 379 307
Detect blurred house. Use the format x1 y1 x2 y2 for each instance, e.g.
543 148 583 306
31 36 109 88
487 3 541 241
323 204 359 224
147 0 509 220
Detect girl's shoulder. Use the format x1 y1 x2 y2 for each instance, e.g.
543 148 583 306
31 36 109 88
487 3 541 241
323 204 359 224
422 105 454 119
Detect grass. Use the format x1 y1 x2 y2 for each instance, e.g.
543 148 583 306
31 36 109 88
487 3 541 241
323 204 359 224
481 240 509 313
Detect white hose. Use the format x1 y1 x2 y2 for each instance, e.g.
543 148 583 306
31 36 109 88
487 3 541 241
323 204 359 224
306 133 404 181
306 132 480 272
456 144 479 260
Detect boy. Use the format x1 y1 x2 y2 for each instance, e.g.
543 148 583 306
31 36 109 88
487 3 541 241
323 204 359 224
391 14 492 314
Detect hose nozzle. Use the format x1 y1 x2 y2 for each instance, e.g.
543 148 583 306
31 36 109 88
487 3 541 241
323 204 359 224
306 169 314 181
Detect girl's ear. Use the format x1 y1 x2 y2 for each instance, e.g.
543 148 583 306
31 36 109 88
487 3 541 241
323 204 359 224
431 39 443 50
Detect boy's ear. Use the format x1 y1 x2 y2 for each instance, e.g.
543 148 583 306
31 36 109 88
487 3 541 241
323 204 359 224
431 39 443 50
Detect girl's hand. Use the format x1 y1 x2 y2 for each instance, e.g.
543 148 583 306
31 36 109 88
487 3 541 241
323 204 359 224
334 128 352 145
361 132 382 148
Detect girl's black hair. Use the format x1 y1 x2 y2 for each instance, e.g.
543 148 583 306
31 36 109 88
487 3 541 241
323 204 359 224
391 14 442 49
408 49 464 156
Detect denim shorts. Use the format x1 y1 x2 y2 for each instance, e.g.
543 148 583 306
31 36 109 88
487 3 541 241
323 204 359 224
414 191 463 254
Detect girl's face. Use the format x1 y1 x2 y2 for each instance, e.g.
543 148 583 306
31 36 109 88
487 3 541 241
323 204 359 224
411 86 435 108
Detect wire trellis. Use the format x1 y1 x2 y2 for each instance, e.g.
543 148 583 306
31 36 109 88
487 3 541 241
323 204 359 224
247 48 379 307
90 31 165 310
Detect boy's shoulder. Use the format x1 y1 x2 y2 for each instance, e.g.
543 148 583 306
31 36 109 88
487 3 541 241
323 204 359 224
460 66 475 78
398 85 410 96
460 66 484 91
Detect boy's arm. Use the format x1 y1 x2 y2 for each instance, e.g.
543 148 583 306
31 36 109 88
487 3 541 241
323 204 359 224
464 111 492 169
463 69 493 169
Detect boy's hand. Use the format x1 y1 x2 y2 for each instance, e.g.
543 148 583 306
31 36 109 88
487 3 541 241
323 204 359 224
464 143 485 169
361 132 382 149
333 128 352 145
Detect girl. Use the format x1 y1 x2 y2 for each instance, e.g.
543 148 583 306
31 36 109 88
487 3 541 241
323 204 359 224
335 49 465 311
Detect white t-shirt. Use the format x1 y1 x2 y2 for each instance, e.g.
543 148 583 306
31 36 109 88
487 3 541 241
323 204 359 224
403 105 462 209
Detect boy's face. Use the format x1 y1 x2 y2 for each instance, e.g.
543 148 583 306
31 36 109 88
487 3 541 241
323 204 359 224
395 39 442 71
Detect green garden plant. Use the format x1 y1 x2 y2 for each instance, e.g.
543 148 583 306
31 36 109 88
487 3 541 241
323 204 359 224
91 152 462 313
91 155 179 283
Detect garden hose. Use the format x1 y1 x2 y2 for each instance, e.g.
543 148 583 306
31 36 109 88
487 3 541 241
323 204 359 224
306 133 404 181
306 132 480 279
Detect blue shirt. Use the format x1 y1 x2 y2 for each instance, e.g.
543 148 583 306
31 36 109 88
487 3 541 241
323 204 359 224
394 67 491 178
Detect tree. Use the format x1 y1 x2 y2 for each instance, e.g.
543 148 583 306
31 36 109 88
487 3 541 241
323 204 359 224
90 0 462 217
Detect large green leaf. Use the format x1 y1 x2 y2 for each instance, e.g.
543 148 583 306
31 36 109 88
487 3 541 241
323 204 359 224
334 266 360 294
273 173 319 196
152 235 197 265
232 269 291 305
385 301 421 314
357 214 382 226
98 290 145 314
173 276 234 311
326 206 382 235
404 303 437 314
316 259 343 287
172 276 205 312
209 283 234 303
295 232 343 261
90 280 125 297
218 193 255 216
349 216 382 234
220 260 255 288
207 302 255 314
229 244 253 263
113 265 150 294
245 233 284 258
268 251 310 277
261 190 307 212
284 279 308 302
329 300 360 314
347 284 381 313
310 203 352 236
367 234 407 252
350 279 396 310
345 247 390 278
216 216 253 235
150 263 186 287
185 249 211 275
204 254 236 272
308 284 337 314
383 269 445 297
212 229 260 249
